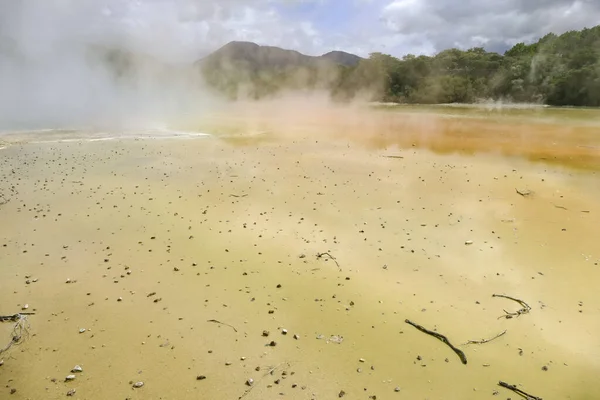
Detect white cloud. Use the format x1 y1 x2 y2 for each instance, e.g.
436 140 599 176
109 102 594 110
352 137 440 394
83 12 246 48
380 0 600 53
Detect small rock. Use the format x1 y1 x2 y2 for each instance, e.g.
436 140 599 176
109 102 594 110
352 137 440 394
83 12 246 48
66 389 76 396
71 365 83 373
246 378 254 386
394 387 401 392
22 304 29 310
359 358 365 363
65 375 76 381
338 390 346 398
542 365 548 371
132 382 144 388
293 334 300 340
117 297 123 302
66 279 71 283
465 240 473 245
281 329 288 335
196 375 206 380
79 328 86 334
0 360 4 366
262 330 270 337
10 388 16 395
269 341 277 347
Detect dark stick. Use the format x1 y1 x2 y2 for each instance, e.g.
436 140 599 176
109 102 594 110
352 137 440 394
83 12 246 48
515 188 532 197
498 381 542 400
493 294 531 319
405 319 467 365
316 252 341 271
229 194 248 198
462 330 506 345
0 313 36 322
207 319 238 333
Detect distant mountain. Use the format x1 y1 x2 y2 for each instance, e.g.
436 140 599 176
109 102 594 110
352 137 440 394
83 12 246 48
197 41 363 70
320 51 363 67
196 41 364 99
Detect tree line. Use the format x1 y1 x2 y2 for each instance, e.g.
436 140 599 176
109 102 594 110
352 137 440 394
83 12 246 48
331 26 600 106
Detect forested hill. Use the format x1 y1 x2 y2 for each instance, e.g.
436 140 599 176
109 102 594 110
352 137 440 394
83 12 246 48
331 25 600 106
199 26 600 107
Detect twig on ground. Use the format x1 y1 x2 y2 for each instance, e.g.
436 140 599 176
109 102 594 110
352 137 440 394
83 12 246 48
238 361 291 399
316 252 341 271
0 313 35 322
462 330 507 345
383 155 404 159
405 319 467 365
229 194 248 198
498 381 542 400
553 204 568 210
207 319 238 333
493 294 531 319
0 313 32 356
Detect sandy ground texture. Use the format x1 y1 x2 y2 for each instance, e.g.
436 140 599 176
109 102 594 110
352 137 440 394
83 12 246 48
1 104 600 400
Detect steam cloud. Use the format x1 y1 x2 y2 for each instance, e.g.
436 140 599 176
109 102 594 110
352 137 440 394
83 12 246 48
0 1 227 130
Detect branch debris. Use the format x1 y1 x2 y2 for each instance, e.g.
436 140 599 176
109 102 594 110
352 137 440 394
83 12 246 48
0 313 33 356
498 381 542 400
405 319 467 365
207 319 238 333
462 330 507 345
316 252 341 271
515 188 532 197
493 294 531 319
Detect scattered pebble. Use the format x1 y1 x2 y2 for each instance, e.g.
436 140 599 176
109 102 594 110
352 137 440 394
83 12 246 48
132 382 144 388
65 375 76 381
79 328 86 334
246 378 254 386
66 389 76 396
71 365 83 373
196 375 207 380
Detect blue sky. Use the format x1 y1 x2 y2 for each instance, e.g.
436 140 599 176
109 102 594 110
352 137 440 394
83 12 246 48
3 1 600 62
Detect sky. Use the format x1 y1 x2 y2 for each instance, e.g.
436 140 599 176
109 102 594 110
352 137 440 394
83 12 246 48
2 0 600 62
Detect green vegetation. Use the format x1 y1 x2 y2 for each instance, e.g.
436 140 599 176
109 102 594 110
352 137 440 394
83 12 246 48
334 26 600 106
200 26 600 107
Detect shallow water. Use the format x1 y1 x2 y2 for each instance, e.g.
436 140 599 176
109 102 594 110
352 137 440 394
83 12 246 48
1 105 599 400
